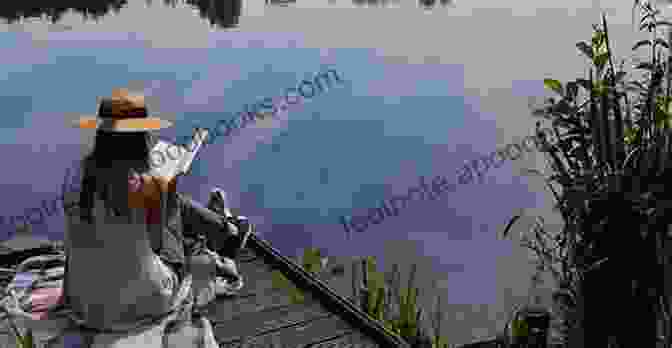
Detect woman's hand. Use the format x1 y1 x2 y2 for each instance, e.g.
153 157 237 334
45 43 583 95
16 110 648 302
127 172 177 209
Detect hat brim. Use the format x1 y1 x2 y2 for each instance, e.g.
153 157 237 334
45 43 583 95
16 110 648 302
74 116 173 132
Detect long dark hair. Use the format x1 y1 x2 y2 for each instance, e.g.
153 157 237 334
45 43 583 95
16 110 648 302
79 129 156 222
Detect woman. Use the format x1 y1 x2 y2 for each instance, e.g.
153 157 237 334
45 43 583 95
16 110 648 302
62 88 251 330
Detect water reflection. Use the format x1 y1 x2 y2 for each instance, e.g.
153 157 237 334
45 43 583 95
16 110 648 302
351 0 453 7
0 0 127 23
265 0 296 7
351 0 398 6
0 0 241 30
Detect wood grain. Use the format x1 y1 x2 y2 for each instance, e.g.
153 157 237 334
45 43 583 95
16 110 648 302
213 301 333 342
219 315 357 348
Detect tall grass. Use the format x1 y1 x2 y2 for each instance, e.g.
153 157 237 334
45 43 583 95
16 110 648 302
0 307 35 348
351 257 448 348
271 249 449 347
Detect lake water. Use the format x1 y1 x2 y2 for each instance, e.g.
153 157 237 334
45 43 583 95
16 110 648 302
0 0 656 344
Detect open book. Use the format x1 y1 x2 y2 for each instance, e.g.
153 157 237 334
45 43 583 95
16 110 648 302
126 128 209 212
149 128 209 181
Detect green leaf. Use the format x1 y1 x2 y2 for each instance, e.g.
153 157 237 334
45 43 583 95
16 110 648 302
288 287 305 304
576 42 593 59
543 79 564 96
517 319 529 337
366 256 377 275
23 329 33 348
374 287 386 320
433 335 449 348
565 81 578 101
531 107 548 117
575 78 592 91
302 248 322 274
551 99 573 115
629 80 647 90
591 30 604 48
594 52 609 69
640 10 659 25
14 334 24 348
632 39 652 51
640 21 656 32
271 270 290 289
654 38 670 49
635 62 655 71
502 215 522 238
655 21 672 27
592 79 608 96
614 71 627 83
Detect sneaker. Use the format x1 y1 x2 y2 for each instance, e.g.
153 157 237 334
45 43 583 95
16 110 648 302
207 187 253 254
207 188 230 217
233 216 252 251
212 253 238 277
207 251 244 296
215 276 244 296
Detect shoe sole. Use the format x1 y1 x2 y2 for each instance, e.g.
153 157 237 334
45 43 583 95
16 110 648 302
207 188 228 215
236 217 252 250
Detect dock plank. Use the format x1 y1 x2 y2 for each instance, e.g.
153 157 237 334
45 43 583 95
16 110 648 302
232 257 280 297
202 283 326 324
305 331 380 348
213 301 333 342
219 315 356 348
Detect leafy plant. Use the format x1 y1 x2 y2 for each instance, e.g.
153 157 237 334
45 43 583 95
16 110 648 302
271 270 304 304
301 248 323 274
510 315 529 339
505 2 672 346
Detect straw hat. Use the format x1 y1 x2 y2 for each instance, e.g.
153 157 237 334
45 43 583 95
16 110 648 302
73 88 172 132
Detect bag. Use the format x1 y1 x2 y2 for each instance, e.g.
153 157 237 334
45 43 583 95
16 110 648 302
4 254 67 322
0 253 71 347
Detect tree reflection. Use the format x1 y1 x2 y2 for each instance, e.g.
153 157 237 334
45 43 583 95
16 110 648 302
351 0 397 6
0 0 242 30
351 0 454 7
0 0 127 24
264 0 296 7
182 0 241 29
418 0 454 8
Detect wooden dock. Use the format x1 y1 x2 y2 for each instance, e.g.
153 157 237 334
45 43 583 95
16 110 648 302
201 233 410 348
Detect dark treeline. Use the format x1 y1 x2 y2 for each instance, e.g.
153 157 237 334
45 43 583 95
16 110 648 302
0 0 241 30
0 1 128 23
